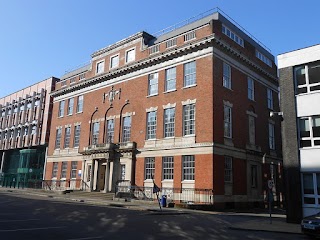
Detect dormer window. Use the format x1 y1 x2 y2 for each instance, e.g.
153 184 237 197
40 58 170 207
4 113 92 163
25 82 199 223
184 31 196 42
125 48 135 63
222 24 244 47
149 45 160 55
79 73 85 80
166 38 177 48
96 61 105 74
110 55 119 68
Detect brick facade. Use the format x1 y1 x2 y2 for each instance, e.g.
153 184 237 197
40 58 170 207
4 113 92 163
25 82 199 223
45 11 282 208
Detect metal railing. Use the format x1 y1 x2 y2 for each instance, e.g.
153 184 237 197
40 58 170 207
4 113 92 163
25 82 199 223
0 179 87 191
153 7 271 53
115 184 214 204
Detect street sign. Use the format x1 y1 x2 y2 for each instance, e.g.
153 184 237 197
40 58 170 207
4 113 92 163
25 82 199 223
268 180 274 189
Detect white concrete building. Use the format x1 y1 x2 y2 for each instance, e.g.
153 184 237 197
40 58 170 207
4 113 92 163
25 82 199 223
278 44 320 221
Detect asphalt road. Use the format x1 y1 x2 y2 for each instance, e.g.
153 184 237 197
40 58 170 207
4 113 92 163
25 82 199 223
0 192 308 240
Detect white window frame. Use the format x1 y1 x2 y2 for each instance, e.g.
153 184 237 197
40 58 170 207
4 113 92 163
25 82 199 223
145 157 155 180
248 77 255 100
52 162 58 179
295 62 320 95
147 111 157 140
184 31 196 42
223 62 231 89
92 122 100 145
64 126 71 148
165 67 176 92
71 161 77 179
183 104 195 136
77 95 83 113
182 155 195 181
110 54 119 69
55 128 62 149
61 162 67 179
148 73 158 96
269 122 275 150
96 60 105 74
149 45 160 55
73 125 81 148
256 50 272 67
106 119 114 143
222 24 244 47
125 48 135 63
184 61 196 87
122 116 131 142
302 173 320 207
162 156 174 180
164 108 175 138
166 38 177 48
58 100 65 117
224 105 232 138
299 115 320 148
67 98 74 115
224 156 233 183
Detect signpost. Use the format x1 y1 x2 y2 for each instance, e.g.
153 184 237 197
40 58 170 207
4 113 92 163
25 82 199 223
267 180 274 224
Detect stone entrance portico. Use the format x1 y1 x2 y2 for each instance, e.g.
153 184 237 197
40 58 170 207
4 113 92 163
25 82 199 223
81 142 136 192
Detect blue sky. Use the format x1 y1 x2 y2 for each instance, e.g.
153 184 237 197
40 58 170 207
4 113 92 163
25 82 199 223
0 0 318 98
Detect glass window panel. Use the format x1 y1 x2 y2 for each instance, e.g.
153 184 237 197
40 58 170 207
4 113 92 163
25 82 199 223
313 116 320 137
297 87 307 94
183 155 195 180
310 85 320 92
165 67 176 91
300 140 312 147
122 116 131 142
303 173 314 194
308 62 320 84
163 156 174 180
145 157 155 180
300 118 310 137
147 111 157 139
106 119 114 143
304 197 316 204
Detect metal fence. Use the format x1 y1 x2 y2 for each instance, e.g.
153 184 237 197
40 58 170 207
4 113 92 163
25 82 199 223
115 184 214 204
0 179 88 191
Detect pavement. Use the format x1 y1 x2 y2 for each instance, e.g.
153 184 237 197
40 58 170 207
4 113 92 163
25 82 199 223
0 187 302 236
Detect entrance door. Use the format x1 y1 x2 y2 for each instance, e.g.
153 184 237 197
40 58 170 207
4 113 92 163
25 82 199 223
97 165 106 191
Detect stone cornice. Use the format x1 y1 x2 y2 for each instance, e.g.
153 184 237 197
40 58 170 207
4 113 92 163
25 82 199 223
51 36 215 98
213 38 278 82
51 34 277 98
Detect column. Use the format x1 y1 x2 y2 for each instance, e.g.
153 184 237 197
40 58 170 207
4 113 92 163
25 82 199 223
89 159 95 192
93 159 99 191
103 161 110 192
108 161 114 192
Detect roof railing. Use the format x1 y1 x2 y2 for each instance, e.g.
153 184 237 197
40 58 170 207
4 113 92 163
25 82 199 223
153 7 271 53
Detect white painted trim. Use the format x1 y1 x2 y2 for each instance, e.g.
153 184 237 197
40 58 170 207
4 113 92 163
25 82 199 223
162 103 176 109
53 47 213 102
278 44 320 69
181 99 196 105
213 48 279 91
146 106 158 112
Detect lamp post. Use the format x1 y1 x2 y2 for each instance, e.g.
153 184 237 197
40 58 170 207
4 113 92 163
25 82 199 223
88 107 98 146
118 100 130 143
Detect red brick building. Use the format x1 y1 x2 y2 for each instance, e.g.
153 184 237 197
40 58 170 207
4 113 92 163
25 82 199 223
46 11 282 208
